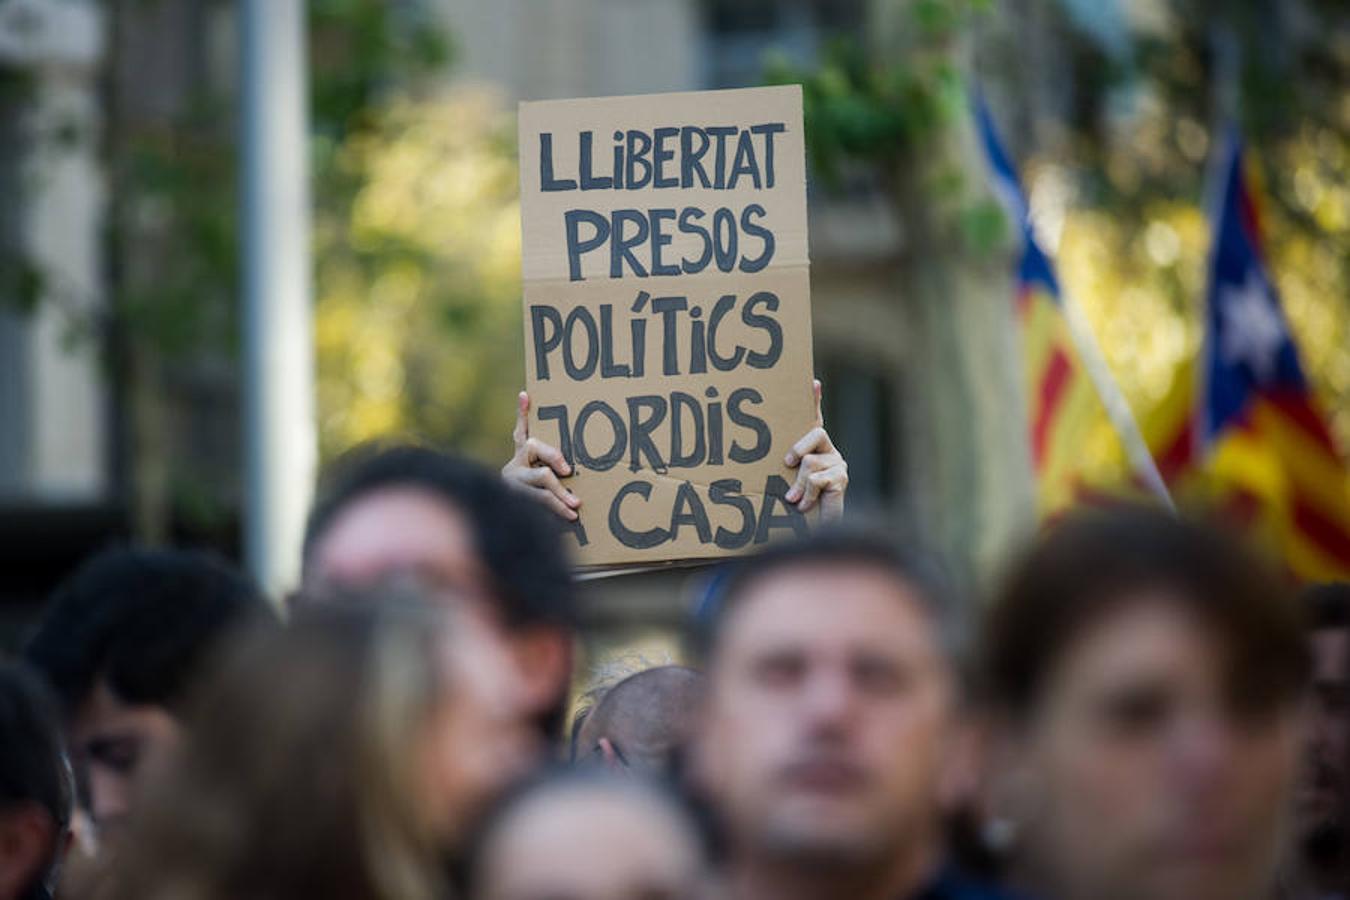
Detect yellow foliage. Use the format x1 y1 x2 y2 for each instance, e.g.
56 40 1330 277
1037 124 1350 480
315 87 524 464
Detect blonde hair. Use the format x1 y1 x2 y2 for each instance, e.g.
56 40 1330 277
103 589 456 900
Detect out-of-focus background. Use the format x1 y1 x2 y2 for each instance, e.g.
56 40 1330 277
1 0 1347 664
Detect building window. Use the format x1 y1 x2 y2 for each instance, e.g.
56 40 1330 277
699 0 865 89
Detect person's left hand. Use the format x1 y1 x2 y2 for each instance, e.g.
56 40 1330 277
784 379 848 521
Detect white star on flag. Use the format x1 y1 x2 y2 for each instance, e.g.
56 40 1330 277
1219 269 1286 383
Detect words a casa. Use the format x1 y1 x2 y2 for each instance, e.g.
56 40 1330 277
561 474 809 551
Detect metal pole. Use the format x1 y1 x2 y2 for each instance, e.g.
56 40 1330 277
239 0 315 598
1057 286 1176 512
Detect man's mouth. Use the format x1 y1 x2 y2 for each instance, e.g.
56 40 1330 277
777 759 869 792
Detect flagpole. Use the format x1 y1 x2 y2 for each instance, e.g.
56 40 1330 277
972 89 1174 511
1056 286 1177 511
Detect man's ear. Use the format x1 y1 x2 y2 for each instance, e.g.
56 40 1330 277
0 805 55 900
982 717 1042 841
510 626 573 713
937 715 984 812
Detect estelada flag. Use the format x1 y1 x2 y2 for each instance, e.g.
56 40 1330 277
1196 130 1350 580
975 96 1145 515
1014 224 1118 514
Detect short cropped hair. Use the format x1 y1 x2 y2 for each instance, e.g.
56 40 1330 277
0 662 73 891
983 506 1310 719
24 548 273 715
458 767 714 896
303 444 576 629
689 528 970 688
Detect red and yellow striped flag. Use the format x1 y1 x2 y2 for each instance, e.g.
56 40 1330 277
1189 132 1350 580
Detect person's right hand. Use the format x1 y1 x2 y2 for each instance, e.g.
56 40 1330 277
501 391 581 521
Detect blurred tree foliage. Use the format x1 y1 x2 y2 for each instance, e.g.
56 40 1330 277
5 0 521 537
1030 0 1350 466
309 2 523 461
766 0 1003 252
103 0 458 362
769 0 1350 464
0 67 44 316
313 90 522 460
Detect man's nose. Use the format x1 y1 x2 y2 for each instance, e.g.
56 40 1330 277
89 764 130 827
799 668 859 729
1168 712 1242 796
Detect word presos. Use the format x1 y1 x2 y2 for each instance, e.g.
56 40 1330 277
563 204 773 281
537 122 787 282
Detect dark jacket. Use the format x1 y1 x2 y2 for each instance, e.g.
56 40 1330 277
912 865 1035 900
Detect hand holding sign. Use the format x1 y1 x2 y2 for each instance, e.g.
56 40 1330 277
505 381 848 525
784 379 848 520
502 391 582 522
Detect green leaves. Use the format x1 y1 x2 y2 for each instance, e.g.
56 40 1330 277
769 40 942 183
0 256 45 316
763 0 993 254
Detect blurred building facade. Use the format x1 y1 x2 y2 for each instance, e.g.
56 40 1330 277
0 0 119 638
0 0 1033 653
0 0 242 639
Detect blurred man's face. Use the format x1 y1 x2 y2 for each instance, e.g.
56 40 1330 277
1298 625 1349 848
474 785 705 900
307 487 490 600
693 564 958 868
1011 595 1300 900
69 680 179 833
305 486 567 741
418 614 538 843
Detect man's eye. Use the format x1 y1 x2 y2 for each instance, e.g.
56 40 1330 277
88 739 141 775
1100 689 1170 735
753 655 804 686
853 659 906 694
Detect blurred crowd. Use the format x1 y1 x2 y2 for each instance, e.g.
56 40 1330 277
1 419 1348 900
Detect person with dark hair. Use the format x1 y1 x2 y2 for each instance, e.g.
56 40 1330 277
462 768 711 900
981 507 1310 900
0 663 72 900
302 444 576 768
686 528 1014 900
1286 582 1350 899
22 548 272 838
571 665 705 776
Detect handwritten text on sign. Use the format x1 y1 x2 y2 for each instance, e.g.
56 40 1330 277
518 86 815 567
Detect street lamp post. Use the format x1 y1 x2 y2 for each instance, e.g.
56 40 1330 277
239 0 315 599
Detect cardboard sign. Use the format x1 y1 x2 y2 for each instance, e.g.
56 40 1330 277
518 85 816 568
